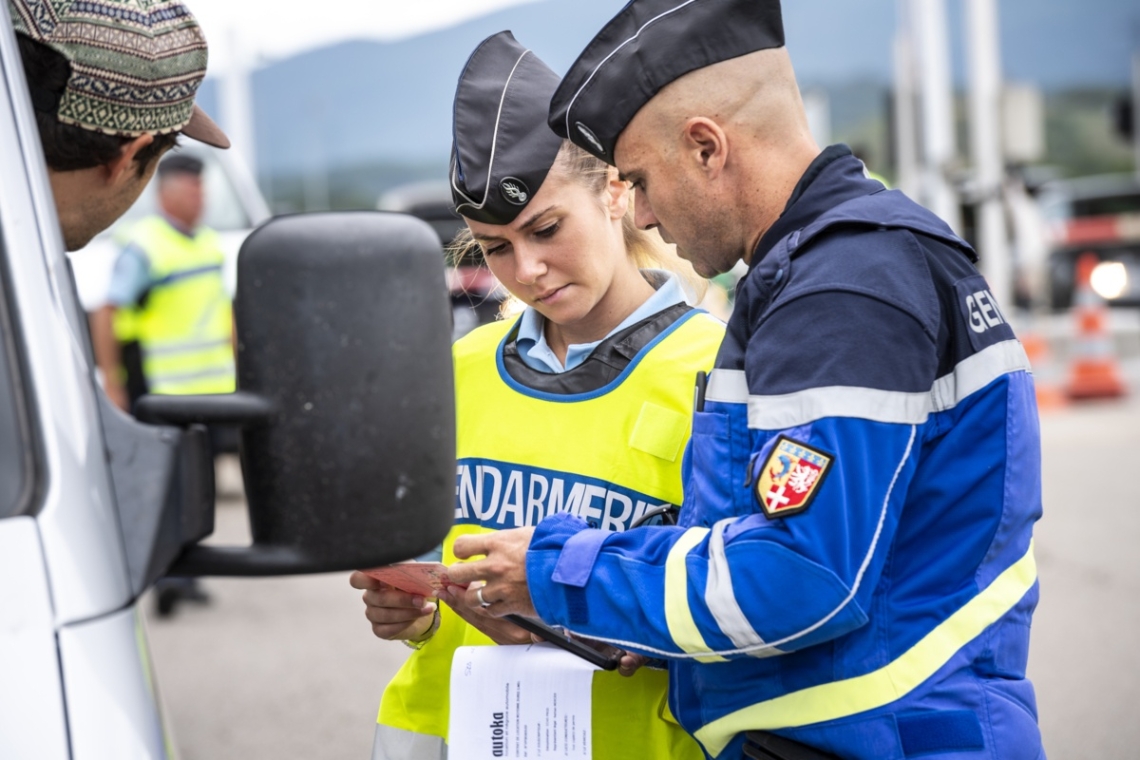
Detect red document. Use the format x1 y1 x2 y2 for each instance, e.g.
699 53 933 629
360 562 464 598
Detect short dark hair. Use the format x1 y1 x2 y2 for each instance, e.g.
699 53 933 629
16 34 178 175
157 153 205 178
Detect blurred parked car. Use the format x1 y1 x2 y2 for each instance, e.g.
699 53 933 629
68 145 270 311
378 180 507 339
1037 173 1140 309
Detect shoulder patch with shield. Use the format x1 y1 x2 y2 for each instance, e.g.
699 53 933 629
754 436 833 518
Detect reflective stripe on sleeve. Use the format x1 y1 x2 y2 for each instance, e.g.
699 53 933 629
705 518 780 657
693 541 1039 758
746 340 1031 429
664 527 727 663
705 369 748 404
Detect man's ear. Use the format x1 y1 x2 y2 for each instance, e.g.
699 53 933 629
604 168 631 220
103 133 155 186
682 117 728 178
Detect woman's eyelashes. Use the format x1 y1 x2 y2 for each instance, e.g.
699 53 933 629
482 223 558 256
534 222 559 240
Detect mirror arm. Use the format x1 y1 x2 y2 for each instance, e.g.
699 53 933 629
169 544 314 577
134 391 276 426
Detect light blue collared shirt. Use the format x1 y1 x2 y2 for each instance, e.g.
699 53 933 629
515 270 689 373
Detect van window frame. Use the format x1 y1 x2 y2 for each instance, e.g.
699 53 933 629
0 221 38 520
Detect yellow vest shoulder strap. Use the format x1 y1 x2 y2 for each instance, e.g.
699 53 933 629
127 216 223 278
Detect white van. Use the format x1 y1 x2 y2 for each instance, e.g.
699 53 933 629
0 12 455 758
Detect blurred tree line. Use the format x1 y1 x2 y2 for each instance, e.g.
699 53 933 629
259 85 1136 213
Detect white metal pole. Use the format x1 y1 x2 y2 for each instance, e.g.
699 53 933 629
1133 49 1140 181
913 0 961 231
893 0 920 197
803 89 832 150
219 28 257 180
966 0 1012 304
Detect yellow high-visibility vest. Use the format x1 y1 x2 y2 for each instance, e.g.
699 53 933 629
126 216 235 395
111 305 139 343
378 308 724 760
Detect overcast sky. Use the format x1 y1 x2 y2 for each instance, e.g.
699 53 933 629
191 0 539 72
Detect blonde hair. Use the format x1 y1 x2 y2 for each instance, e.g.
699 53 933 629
448 140 707 312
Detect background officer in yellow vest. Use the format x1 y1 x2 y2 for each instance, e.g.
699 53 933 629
91 153 236 413
349 31 723 760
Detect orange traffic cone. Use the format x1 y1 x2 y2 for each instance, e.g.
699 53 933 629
1021 329 1067 410
1065 252 1127 400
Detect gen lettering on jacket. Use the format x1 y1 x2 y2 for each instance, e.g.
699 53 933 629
455 459 673 531
965 289 1005 334
955 275 1014 351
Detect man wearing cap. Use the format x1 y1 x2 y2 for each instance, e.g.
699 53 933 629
447 1 1044 758
9 0 230 253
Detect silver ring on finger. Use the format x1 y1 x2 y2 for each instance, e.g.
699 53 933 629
476 586 492 608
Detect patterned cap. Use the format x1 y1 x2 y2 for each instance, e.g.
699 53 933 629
9 0 229 148
549 0 783 164
450 31 564 226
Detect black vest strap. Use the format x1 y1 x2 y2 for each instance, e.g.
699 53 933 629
743 731 841 760
501 302 693 395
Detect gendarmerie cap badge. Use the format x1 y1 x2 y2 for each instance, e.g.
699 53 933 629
499 177 530 205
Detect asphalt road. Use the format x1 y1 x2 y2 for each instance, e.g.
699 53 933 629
142 462 404 760
145 382 1140 760
1029 389 1140 759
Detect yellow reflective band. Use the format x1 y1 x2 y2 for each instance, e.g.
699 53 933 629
664 527 727 664
694 541 1038 758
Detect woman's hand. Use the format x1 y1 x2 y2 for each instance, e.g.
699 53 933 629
349 571 438 642
436 584 534 645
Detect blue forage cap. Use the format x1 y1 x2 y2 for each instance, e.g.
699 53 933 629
450 31 565 225
549 0 785 165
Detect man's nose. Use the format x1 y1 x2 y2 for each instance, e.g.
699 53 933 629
633 189 659 231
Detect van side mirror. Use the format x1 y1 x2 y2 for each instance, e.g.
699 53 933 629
136 212 455 576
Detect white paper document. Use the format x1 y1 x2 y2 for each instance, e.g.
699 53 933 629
449 643 598 759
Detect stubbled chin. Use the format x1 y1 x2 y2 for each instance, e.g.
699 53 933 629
676 246 711 275
687 256 722 280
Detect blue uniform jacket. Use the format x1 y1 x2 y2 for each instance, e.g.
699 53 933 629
526 146 1044 760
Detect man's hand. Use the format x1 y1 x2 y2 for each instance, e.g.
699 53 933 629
104 382 130 413
618 652 648 678
447 528 537 618
436 585 533 645
348 571 438 642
